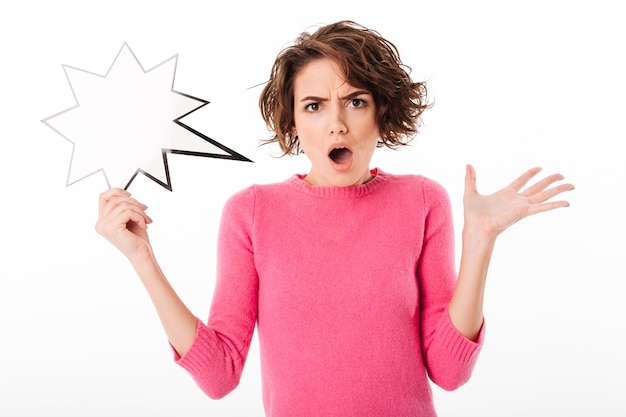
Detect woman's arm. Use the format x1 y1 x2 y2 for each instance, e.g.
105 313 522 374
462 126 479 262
448 165 574 340
95 188 197 356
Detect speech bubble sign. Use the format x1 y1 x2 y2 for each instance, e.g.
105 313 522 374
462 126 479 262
42 43 252 191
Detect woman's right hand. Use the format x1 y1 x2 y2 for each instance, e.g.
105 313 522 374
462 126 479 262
96 188 153 261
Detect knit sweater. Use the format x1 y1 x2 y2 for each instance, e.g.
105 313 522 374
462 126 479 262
175 168 484 416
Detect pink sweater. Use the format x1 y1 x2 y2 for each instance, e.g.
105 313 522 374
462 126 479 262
175 169 484 416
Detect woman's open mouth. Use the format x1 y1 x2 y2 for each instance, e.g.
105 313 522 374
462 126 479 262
329 146 353 165
328 146 354 172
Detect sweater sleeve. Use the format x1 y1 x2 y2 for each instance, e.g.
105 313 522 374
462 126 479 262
174 187 258 399
417 178 484 391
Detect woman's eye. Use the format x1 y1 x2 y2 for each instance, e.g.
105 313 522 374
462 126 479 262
349 98 366 108
305 103 320 112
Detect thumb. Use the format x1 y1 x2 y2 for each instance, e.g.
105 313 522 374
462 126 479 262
464 164 477 196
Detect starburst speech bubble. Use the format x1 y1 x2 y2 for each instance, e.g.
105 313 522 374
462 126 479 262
42 43 252 191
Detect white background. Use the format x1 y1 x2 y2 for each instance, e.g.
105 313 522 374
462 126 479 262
1 1 624 416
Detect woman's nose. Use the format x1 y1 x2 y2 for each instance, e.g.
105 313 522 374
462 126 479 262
328 108 347 135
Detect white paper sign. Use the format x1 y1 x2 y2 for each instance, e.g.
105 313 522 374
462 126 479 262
42 43 251 191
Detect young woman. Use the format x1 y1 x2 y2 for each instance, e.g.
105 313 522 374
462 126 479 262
96 20 573 416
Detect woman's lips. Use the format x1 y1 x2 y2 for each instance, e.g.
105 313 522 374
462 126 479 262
328 144 353 171
329 147 352 164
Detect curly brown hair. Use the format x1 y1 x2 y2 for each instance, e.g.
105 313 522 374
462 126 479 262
259 20 431 155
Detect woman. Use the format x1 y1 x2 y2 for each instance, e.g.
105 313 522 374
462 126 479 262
96 20 573 416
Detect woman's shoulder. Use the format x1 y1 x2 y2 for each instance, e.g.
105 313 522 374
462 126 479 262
223 176 295 207
377 170 452 219
380 169 448 197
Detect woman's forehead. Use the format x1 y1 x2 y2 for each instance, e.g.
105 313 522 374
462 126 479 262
293 58 367 98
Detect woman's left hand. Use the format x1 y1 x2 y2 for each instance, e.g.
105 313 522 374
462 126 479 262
462 164 574 240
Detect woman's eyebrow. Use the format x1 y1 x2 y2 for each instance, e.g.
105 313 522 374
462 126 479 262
299 90 371 102
339 90 371 100
299 95 328 103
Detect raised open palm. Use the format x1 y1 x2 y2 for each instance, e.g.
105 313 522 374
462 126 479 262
463 164 574 239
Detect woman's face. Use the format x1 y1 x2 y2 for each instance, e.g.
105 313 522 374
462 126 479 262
292 58 380 187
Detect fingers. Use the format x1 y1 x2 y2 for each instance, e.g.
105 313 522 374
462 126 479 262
515 168 574 205
527 182 575 205
527 199 571 217
519 169 574 215
508 167 543 192
509 168 574 202
99 189 149 217
464 164 477 195
96 188 153 235
105 197 152 225
98 188 130 216
521 173 565 197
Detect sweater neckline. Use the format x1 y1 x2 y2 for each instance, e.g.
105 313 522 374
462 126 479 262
286 168 387 198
